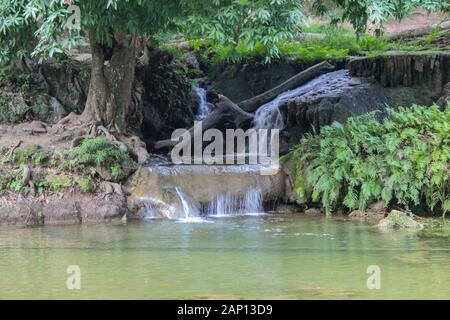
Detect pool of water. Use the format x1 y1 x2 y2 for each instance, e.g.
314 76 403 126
0 215 449 299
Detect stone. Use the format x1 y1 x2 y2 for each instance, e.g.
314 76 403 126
279 70 389 151
304 208 322 215
377 210 424 229
0 193 127 226
437 82 450 108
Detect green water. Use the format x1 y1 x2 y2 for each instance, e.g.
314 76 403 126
0 215 449 299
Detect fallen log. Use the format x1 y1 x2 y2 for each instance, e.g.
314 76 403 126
238 61 335 112
154 61 335 149
154 95 253 149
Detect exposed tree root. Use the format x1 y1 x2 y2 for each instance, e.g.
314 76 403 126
7 140 23 158
19 165 36 197
61 117 150 164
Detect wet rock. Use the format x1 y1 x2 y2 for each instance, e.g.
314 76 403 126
348 201 386 219
281 152 310 205
437 82 450 108
135 51 196 145
304 208 322 215
273 204 300 214
279 70 389 150
0 193 127 226
126 164 285 219
0 200 45 226
377 210 424 229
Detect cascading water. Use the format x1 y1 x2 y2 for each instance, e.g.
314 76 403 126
205 187 263 216
194 86 213 120
174 186 201 219
137 71 349 221
132 163 284 220
252 71 345 130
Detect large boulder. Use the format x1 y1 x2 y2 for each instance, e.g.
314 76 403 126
278 70 389 151
0 193 127 226
40 58 91 115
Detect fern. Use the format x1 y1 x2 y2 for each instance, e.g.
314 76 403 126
290 104 450 215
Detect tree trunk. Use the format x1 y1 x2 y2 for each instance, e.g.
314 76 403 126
81 28 136 132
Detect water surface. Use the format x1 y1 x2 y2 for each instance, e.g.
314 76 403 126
0 215 449 299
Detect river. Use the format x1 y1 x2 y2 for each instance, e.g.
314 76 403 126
1 215 449 299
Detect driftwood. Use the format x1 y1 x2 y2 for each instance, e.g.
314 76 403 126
238 61 334 112
154 61 335 149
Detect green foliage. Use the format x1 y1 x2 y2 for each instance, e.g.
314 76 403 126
2 0 444 65
291 104 450 215
200 27 413 65
57 137 134 179
74 177 94 193
0 0 306 63
311 0 449 36
9 144 49 165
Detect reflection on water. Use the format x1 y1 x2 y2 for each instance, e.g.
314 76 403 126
0 215 449 299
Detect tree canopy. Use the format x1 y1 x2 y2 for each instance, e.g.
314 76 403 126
1 0 448 64
0 0 448 131
0 0 306 63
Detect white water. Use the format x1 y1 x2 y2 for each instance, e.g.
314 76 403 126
143 73 347 220
206 186 264 217
194 87 213 120
143 184 265 219
174 186 201 219
252 71 343 130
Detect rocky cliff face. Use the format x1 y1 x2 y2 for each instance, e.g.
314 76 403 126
349 52 450 106
277 70 389 152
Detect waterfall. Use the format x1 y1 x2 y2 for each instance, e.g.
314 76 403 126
144 203 156 219
174 186 201 219
194 87 213 121
252 72 340 130
142 184 266 219
206 187 263 216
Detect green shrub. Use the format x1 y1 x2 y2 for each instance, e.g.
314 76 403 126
290 104 450 216
57 137 134 179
